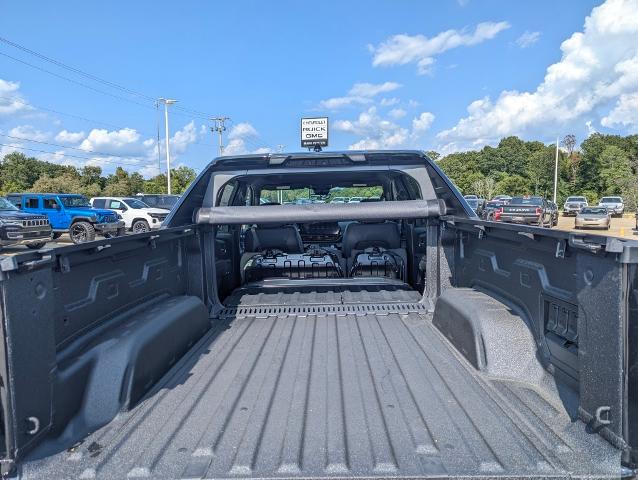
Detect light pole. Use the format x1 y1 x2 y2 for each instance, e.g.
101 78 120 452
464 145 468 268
553 136 559 203
159 98 177 194
211 117 230 156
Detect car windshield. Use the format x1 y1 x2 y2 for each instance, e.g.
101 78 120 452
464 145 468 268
567 197 586 202
123 198 150 209
581 207 607 215
600 197 622 203
509 197 543 206
0 198 18 211
59 196 91 207
140 195 179 209
466 199 479 207
260 186 384 205
486 201 502 208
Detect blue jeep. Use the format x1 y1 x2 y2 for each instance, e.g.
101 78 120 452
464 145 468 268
7 193 125 244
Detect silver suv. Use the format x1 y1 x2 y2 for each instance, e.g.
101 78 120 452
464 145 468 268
563 196 588 216
598 196 625 216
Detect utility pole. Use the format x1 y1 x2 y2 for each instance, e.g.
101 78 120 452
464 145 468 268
553 136 559 203
211 117 230 156
159 98 177 194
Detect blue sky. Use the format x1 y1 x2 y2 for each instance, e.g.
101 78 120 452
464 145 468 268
1 0 637 176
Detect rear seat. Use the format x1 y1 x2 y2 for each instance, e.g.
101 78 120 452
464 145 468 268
342 221 407 279
244 224 304 253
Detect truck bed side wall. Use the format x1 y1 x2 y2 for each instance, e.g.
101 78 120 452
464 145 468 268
0 227 208 469
449 219 630 457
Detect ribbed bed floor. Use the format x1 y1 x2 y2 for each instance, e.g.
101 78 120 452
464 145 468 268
22 297 620 479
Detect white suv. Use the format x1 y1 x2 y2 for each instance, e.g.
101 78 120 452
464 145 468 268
90 197 169 233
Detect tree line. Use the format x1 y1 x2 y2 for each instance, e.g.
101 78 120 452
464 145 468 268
2 134 638 208
0 152 196 197
431 133 638 209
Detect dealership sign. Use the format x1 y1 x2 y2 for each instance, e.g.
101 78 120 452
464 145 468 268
301 117 328 148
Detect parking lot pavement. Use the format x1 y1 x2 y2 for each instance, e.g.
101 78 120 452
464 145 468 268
554 213 637 238
0 235 74 256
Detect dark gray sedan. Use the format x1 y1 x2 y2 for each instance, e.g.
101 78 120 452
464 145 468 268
575 207 611 230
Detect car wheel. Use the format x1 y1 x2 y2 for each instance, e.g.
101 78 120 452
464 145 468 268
70 221 96 244
132 220 150 234
26 241 47 250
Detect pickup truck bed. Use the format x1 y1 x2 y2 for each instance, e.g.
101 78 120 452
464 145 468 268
22 283 618 479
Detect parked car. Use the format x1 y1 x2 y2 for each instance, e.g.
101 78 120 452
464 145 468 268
348 196 364 203
135 193 180 210
330 196 349 203
598 196 625 216
482 200 505 221
563 196 588 216
6 193 124 244
91 197 169 233
0 197 52 250
500 196 554 227
547 201 559 226
463 194 478 201
575 206 611 230
465 197 482 215
3 150 635 479
491 194 512 204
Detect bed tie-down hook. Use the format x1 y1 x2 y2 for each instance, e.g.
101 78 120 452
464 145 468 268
594 405 612 426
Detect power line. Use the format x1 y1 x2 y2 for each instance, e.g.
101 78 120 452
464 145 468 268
0 142 155 167
0 95 149 133
0 36 220 121
0 51 156 110
0 95 218 149
0 133 152 164
0 35 156 102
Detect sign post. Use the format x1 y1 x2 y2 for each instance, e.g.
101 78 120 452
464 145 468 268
301 117 328 151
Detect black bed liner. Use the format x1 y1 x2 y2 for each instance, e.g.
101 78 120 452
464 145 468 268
22 288 620 479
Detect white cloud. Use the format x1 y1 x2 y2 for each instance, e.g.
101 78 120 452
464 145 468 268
55 130 86 144
319 96 371 110
0 79 32 118
252 147 272 154
602 92 638 130
228 122 258 140
170 121 198 154
516 31 541 48
8 125 51 142
370 21 510 74
412 112 435 132
319 82 402 110
223 122 269 155
349 81 402 97
380 97 400 107
438 0 638 149
334 106 434 149
79 127 143 155
389 108 407 119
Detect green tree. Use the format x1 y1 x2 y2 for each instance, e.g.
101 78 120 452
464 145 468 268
599 145 632 195
30 173 84 194
494 174 530 196
425 150 440 161
170 166 196 194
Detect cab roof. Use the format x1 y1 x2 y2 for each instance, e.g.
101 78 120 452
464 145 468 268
209 150 431 171
8 193 86 197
